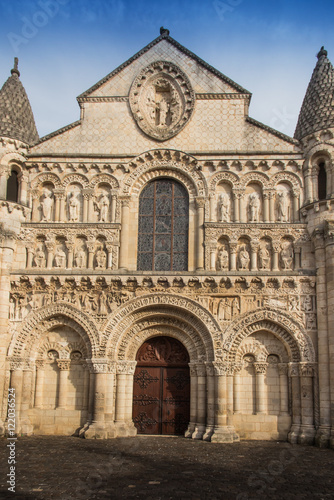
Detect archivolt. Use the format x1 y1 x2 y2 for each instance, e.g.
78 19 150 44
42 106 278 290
31 173 62 189
223 308 315 363
8 302 99 359
209 171 240 193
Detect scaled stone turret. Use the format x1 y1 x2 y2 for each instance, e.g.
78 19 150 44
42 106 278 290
0 58 39 145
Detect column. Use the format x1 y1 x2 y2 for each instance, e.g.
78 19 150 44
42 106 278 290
209 194 216 221
59 192 66 222
57 360 70 409
233 193 240 222
299 363 316 445
292 193 300 222
226 365 235 430
9 363 23 434
203 363 215 441
34 360 45 408
0 166 9 199
254 362 268 414
20 366 33 435
250 243 258 271
82 364 90 411
31 190 40 222
278 364 289 415
211 362 234 443
269 192 275 222
230 243 237 271
82 189 90 222
26 244 34 268
84 359 112 439
45 242 55 269
53 189 65 222
119 197 130 270
105 362 116 422
66 243 74 269
263 192 270 222
111 192 117 223
87 242 95 270
272 243 280 271
311 165 318 201
195 197 205 271
106 243 113 269
294 247 301 269
18 172 28 205
239 194 247 223
288 363 301 444
115 361 137 437
303 165 313 203
124 362 137 432
210 246 216 271
185 363 198 438
87 190 95 223
192 363 206 439
233 364 243 414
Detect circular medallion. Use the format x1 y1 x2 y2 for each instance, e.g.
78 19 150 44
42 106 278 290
129 61 195 141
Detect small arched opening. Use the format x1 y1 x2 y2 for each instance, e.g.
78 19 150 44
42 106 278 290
6 169 19 202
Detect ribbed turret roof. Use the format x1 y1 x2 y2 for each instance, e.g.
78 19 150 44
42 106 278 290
294 47 334 141
0 58 38 145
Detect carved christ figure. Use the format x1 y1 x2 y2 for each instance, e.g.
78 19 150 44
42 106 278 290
218 193 230 222
40 190 53 221
248 192 261 222
277 191 289 222
96 193 109 222
239 245 250 270
68 192 80 222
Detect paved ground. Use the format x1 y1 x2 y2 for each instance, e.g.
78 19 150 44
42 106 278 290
0 436 333 499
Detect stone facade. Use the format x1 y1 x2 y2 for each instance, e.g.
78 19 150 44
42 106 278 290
0 30 334 446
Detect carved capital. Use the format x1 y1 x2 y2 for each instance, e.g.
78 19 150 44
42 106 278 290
119 196 131 208
9 357 25 371
35 359 45 370
253 362 268 374
30 189 40 200
205 362 214 377
53 188 66 200
116 360 137 375
299 363 315 378
195 197 206 209
212 361 229 376
82 188 95 200
278 363 288 376
288 363 299 377
57 360 70 371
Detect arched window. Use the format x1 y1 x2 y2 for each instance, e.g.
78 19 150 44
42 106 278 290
137 179 189 271
6 170 19 202
318 162 327 200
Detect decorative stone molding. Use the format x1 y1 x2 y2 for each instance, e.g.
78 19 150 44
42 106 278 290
253 362 268 374
57 360 70 371
116 360 137 375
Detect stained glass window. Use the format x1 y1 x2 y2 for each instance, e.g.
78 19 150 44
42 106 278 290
137 179 189 271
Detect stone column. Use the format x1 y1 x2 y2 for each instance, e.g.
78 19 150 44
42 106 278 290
31 190 40 222
311 165 318 201
115 361 137 437
226 365 237 437
233 364 243 414
240 194 247 223
230 243 237 271
254 362 268 414
288 363 301 444
278 364 289 415
192 363 206 439
209 245 217 271
87 190 95 223
34 360 45 408
233 193 240 222
263 192 270 222
312 229 331 447
105 362 116 425
294 247 301 270
106 243 113 269
58 191 66 222
124 362 137 435
26 243 34 269
18 172 28 205
203 363 215 441
82 364 90 411
66 243 74 269
57 360 70 409
185 363 198 438
87 242 95 270
195 197 205 271
20 365 33 435
9 361 24 435
299 363 316 445
250 243 258 271
53 189 64 222
211 362 234 443
292 193 300 222
0 166 9 199
82 189 90 222
303 165 313 203
111 192 117 223
45 242 55 269
119 196 130 270
209 194 216 221
269 192 275 222
272 243 280 271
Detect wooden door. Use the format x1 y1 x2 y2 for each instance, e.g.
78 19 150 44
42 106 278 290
133 337 190 435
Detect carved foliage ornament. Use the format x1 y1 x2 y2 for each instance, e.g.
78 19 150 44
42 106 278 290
129 61 195 141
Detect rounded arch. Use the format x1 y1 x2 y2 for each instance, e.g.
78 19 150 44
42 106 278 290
223 308 315 363
100 293 219 361
89 173 119 189
209 171 240 194
0 152 26 169
62 173 89 189
31 173 61 189
8 302 100 359
239 172 270 189
269 172 302 192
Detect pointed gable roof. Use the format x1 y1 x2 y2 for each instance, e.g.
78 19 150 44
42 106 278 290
0 58 39 145
78 29 251 99
294 47 334 141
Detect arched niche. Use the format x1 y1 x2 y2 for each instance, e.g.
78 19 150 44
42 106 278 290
245 183 263 222
216 182 233 222
275 182 292 222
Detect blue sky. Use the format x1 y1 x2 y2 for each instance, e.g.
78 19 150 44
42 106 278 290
0 0 333 138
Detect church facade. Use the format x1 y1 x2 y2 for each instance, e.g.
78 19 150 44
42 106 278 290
0 29 333 446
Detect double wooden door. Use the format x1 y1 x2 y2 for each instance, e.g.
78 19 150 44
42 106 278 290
133 337 190 435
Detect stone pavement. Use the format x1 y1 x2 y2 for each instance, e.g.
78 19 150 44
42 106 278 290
0 436 333 499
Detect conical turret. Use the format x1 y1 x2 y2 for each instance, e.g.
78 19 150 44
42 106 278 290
294 47 334 141
0 58 39 145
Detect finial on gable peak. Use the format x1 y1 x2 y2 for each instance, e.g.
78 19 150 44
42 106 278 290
160 26 170 36
11 57 20 77
317 46 328 60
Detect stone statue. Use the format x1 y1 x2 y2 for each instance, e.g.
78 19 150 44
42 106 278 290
54 246 66 268
74 247 86 268
217 246 229 270
95 247 106 269
218 193 230 222
157 97 169 126
231 297 240 317
248 192 261 222
68 192 80 222
276 191 289 222
95 193 110 222
40 190 53 221
302 295 313 312
34 245 46 268
239 245 250 270
258 243 271 270
280 241 293 270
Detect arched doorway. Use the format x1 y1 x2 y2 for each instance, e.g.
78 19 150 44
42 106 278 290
133 336 190 435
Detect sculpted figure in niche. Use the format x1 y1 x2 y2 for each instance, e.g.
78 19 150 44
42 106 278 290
68 192 80 222
217 246 229 270
238 244 250 270
54 245 66 268
95 193 110 222
218 193 230 222
95 246 106 269
280 241 294 270
231 297 240 316
40 190 54 222
258 243 271 270
302 295 313 312
34 245 46 268
248 192 261 222
74 246 86 268
276 191 289 222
